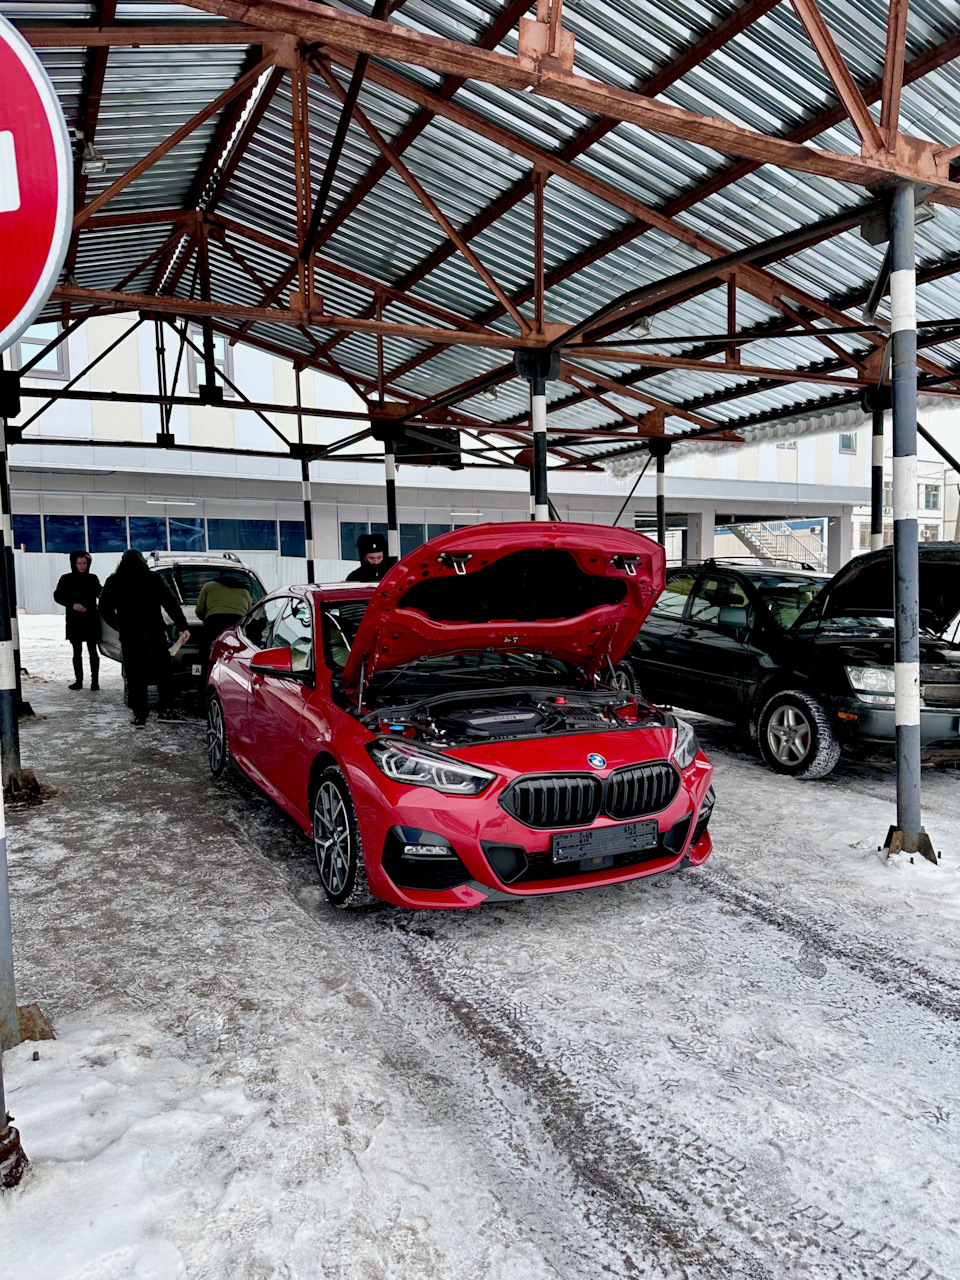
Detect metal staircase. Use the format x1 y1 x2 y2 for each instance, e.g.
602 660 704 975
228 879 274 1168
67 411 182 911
728 521 827 571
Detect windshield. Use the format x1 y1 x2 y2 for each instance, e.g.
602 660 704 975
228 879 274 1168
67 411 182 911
159 566 265 608
322 600 370 670
740 572 827 629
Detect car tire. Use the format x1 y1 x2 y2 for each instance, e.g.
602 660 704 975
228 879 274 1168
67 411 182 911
757 689 840 780
312 767 375 909
609 660 637 694
207 693 231 780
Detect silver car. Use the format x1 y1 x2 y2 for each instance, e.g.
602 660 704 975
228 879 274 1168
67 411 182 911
99 551 267 699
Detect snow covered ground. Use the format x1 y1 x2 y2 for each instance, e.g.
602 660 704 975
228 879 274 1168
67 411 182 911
3 615 960 1279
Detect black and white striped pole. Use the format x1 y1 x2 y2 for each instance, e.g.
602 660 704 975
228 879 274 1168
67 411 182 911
385 442 400 559
0 420 19 795
887 183 935 862
871 402 885 552
516 350 558 523
0 759 28 1186
294 366 315 584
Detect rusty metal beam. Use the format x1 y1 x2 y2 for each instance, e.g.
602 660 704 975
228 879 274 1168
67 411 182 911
880 0 910 142
789 0 884 152
74 53 277 228
21 24 270 47
183 0 960 202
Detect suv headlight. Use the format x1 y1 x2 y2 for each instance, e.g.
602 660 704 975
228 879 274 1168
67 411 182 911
845 665 895 704
672 719 699 770
367 739 496 795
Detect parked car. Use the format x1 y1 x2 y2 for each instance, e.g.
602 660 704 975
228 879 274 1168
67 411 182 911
625 546 960 779
100 551 267 698
206 523 715 909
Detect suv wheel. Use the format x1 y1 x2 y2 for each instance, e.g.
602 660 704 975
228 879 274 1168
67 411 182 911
758 689 840 780
312 767 375 908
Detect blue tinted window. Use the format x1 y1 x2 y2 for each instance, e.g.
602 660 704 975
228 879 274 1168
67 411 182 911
340 521 368 561
170 517 205 552
400 524 425 556
88 516 127 552
207 519 277 551
12 514 42 552
370 522 388 542
128 516 167 552
43 515 86 554
280 520 306 558
427 524 451 541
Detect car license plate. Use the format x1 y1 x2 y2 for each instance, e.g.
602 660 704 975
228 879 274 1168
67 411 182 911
551 819 659 864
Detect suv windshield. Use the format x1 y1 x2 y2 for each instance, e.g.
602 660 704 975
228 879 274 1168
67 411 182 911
739 572 827 629
159 566 265 608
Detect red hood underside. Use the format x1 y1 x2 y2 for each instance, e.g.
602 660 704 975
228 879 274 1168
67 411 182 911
341 522 664 695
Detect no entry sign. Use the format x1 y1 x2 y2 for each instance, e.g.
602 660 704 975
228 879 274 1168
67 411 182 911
0 14 72 353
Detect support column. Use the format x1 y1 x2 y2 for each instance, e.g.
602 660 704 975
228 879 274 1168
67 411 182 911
0 420 20 797
531 377 548 522
385 444 400 558
648 440 671 546
827 510 853 573
871 404 885 552
301 456 315 584
888 183 931 861
0 771 28 1185
686 510 715 562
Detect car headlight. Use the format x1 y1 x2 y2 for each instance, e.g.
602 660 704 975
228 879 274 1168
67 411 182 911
845 665 895 703
367 739 496 795
672 719 699 770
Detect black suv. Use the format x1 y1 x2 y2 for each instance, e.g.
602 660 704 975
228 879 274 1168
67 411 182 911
624 546 960 779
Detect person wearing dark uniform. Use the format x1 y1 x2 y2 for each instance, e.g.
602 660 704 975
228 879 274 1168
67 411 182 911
345 532 397 582
53 549 102 691
99 549 190 726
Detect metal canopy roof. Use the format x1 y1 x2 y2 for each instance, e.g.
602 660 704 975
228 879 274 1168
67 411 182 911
9 0 960 471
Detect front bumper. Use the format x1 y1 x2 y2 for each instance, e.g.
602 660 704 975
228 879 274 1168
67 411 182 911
353 751 714 909
829 695 960 755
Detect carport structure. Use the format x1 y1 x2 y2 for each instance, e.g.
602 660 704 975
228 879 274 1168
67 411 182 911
10 0 960 852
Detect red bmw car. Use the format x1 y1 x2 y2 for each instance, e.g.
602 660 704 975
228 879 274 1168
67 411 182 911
206 523 714 909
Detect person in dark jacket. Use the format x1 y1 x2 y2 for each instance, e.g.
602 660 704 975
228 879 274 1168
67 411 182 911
99 550 190 727
345 532 397 582
53 549 102 691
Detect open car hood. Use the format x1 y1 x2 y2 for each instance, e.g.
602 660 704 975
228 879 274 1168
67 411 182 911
340 522 664 696
813 543 960 635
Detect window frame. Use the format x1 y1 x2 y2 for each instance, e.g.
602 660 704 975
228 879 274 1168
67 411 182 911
10 322 69 381
268 595 315 682
838 432 857 455
184 325 237 398
686 571 755 633
239 596 287 651
650 569 698 621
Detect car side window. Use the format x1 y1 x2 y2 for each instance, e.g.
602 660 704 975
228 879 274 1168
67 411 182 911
651 572 696 619
688 575 752 628
240 597 285 650
270 598 313 672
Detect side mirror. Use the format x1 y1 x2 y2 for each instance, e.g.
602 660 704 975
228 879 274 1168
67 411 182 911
717 606 748 630
251 646 294 676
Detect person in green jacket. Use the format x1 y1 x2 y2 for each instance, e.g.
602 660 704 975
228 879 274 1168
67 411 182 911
196 569 253 673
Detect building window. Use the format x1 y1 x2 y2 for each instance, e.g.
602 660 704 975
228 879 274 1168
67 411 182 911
920 484 941 510
858 524 871 550
43 514 86 554
207 518 277 552
88 516 127 553
12 514 42 552
427 523 452 540
400 524 425 556
339 521 368 562
169 517 205 552
185 327 235 396
921 524 941 542
280 520 306 558
839 433 857 454
9 322 69 380
128 516 168 552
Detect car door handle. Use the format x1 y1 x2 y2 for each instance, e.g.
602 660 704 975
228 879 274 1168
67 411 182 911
677 627 696 639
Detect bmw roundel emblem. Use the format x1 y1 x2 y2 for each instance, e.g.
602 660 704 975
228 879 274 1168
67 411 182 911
587 753 606 769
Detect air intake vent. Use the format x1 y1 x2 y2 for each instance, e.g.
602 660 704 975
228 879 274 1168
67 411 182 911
500 774 602 828
605 762 679 820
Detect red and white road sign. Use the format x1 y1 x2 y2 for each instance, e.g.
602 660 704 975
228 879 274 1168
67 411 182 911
0 15 72 353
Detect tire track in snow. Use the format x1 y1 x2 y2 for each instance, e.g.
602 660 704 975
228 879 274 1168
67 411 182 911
692 867 960 1024
383 918 951 1280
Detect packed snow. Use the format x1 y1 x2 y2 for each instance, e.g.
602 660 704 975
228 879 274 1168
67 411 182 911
2 615 960 1279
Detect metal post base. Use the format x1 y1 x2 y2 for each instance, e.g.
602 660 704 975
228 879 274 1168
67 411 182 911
0 1118 28 1189
882 824 938 864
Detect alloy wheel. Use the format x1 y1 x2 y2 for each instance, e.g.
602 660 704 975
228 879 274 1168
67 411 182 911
767 704 812 764
314 781 351 896
208 699 225 774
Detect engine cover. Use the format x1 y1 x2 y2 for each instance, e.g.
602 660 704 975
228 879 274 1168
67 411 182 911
437 705 546 739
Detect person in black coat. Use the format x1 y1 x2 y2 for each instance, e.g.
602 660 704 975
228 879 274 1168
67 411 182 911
99 550 190 726
345 532 397 582
53 549 102 691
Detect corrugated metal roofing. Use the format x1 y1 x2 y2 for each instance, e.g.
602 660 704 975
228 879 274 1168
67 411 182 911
6 0 960 467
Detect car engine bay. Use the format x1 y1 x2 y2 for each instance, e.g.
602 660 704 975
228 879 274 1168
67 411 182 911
359 686 667 746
